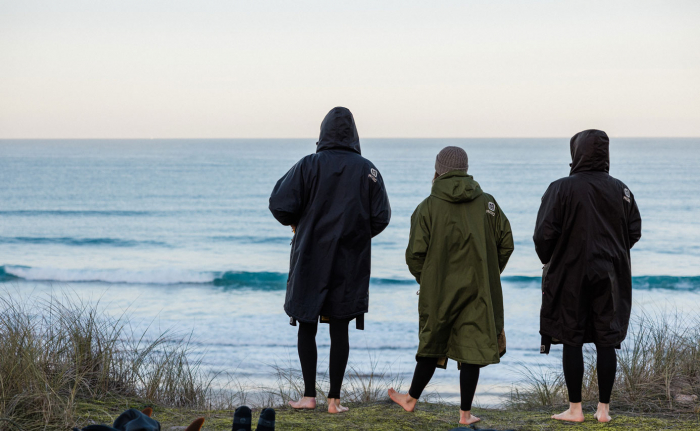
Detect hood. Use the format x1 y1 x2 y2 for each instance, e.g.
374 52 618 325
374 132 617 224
431 171 483 203
569 129 609 174
316 107 361 154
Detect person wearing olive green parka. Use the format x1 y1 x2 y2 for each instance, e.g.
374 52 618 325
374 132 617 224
389 146 514 426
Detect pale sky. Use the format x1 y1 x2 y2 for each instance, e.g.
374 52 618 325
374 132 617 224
1 0 699 138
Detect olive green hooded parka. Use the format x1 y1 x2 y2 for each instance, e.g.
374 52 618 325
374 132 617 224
406 171 514 366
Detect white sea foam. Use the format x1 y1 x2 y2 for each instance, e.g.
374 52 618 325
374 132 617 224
1 265 215 285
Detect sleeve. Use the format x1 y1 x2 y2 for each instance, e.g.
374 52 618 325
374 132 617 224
369 169 391 237
627 190 642 248
533 183 563 265
494 201 514 273
405 202 430 284
268 160 305 226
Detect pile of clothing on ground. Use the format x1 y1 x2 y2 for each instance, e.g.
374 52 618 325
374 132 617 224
73 405 275 431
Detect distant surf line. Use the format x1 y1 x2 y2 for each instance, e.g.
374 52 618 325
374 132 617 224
0 236 168 247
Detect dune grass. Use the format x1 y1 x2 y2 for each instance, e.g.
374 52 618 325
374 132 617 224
510 312 700 414
1 292 699 430
0 292 405 430
0 292 219 430
267 354 405 407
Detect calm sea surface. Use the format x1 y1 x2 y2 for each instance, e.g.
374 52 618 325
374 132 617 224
1 139 699 405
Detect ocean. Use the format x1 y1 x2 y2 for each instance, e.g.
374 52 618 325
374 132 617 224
1 138 699 406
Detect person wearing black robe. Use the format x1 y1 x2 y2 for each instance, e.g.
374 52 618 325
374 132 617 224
269 107 391 413
534 129 642 423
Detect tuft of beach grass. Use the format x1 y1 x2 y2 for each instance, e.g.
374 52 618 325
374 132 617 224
0 291 218 429
509 312 700 414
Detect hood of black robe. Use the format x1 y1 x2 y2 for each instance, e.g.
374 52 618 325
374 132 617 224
316 107 361 154
569 129 610 175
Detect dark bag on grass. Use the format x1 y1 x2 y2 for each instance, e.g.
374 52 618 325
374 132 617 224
74 408 161 431
74 407 203 431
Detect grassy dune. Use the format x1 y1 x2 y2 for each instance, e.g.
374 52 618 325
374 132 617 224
1 293 699 430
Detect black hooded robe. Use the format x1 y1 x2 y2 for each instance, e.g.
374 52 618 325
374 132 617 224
269 107 391 326
534 130 642 348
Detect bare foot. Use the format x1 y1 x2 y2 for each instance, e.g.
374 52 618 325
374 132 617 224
594 402 612 423
327 398 349 414
459 410 481 425
388 388 417 412
552 402 585 422
288 396 316 409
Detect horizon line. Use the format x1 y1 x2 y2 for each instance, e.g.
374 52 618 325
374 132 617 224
2 136 700 140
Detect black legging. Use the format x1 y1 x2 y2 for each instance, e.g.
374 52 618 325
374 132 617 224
297 319 350 399
563 344 617 403
408 357 480 411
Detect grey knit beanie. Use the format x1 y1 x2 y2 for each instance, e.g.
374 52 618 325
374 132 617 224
435 146 468 176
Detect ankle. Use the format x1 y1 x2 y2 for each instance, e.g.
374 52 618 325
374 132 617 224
569 402 583 413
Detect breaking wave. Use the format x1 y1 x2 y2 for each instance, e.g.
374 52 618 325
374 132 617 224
501 275 700 291
1 266 699 291
0 266 212 285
